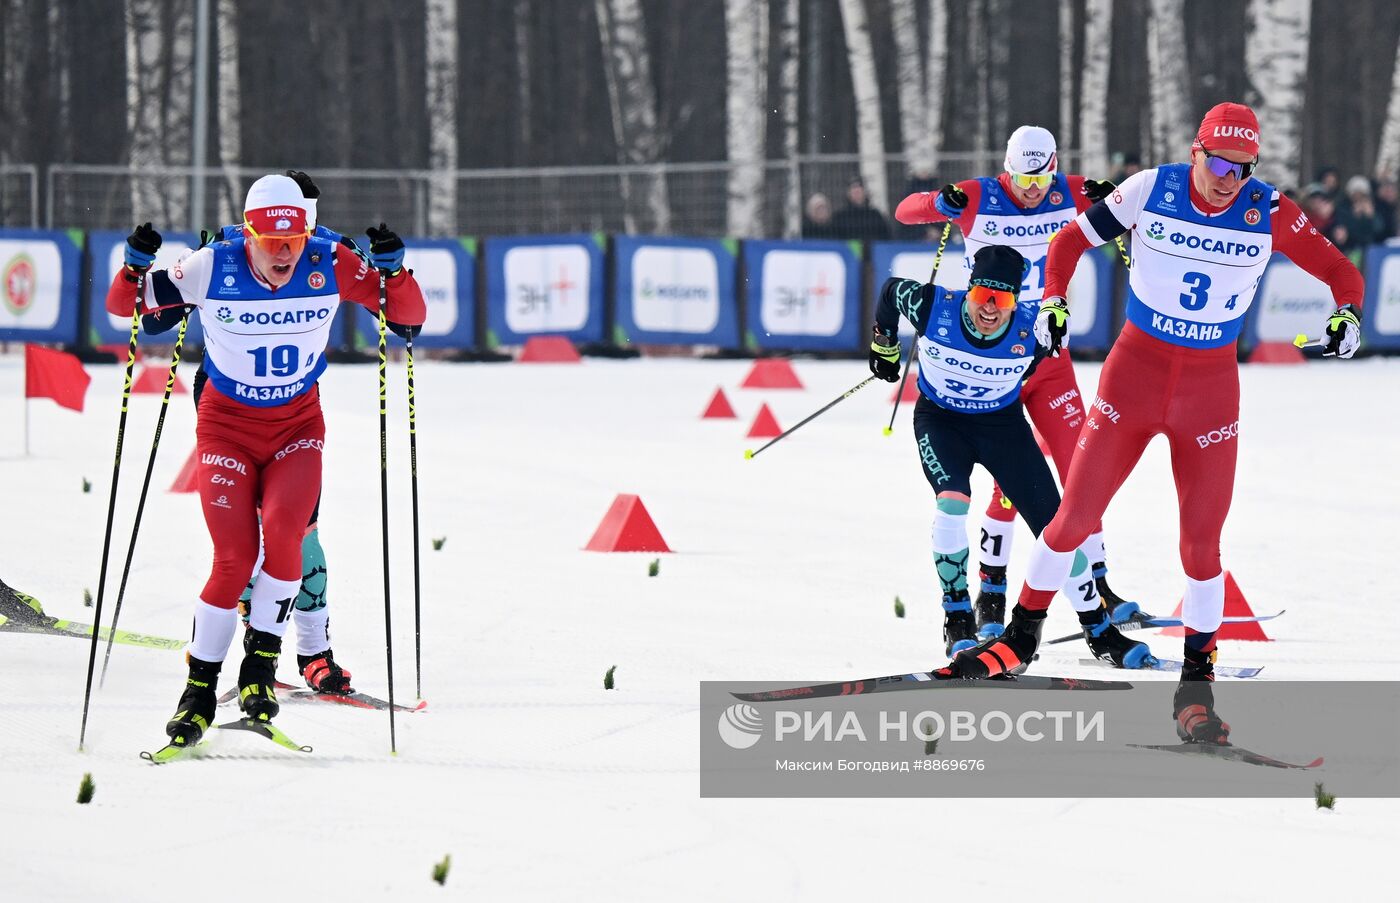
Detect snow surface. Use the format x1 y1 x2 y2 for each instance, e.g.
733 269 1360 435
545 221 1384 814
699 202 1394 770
1 350 1397 901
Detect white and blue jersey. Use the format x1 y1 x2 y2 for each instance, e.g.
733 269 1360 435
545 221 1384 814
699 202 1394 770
961 174 1078 301
877 278 1040 414
137 236 343 407
1084 163 1275 349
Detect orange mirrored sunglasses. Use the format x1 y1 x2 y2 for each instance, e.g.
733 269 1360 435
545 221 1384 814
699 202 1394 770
966 283 1019 310
243 220 309 257
1008 170 1054 190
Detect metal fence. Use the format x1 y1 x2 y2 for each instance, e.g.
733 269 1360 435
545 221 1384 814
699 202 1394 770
21 151 1085 238
0 165 39 229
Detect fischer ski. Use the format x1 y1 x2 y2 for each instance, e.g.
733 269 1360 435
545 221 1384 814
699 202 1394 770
216 680 426 714
0 615 184 650
216 717 312 753
1130 742 1322 770
734 671 1133 702
1078 658 1263 679
140 737 207 764
1047 610 1285 646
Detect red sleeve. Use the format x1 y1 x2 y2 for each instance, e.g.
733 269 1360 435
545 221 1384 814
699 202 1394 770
1065 174 1093 214
333 251 427 324
1271 193 1365 310
105 269 141 318
1042 220 1094 300
894 179 979 234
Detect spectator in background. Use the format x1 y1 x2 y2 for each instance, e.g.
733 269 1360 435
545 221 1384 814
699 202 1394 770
1374 176 1398 239
1315 166 1341 202
1332 175 1387 262
830 178 892 242
1111 152 1142 185
801 192 838 240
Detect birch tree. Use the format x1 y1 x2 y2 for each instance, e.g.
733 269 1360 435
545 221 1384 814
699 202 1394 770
1079 0 1112 177
1378 33 1400 180
1242 0 1311 188
514 0 532 151
595 0 669 234
925 0 948 174
216 0 240 225
987 0 1011 148
126 0 192 224
426 0 458 235
838 0 888 211
725 0 767 237
1059 1 1074 156
1145 0 1191 166
969 0 990 159
778 0 802 237
890 0 932 176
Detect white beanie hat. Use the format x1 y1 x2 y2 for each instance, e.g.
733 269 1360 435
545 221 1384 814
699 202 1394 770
243 174 310 235
1004 126 1058 175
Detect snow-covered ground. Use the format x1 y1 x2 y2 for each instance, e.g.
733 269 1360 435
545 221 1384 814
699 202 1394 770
1 350 1397 900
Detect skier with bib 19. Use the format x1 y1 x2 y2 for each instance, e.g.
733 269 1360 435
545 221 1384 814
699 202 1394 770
940 103 1364 744
106 174 426 749
894 125 1143 655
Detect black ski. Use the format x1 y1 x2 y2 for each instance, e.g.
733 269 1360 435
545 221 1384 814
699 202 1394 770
734 671 1133 702
1046 610 1286 646
1130 742 1322 770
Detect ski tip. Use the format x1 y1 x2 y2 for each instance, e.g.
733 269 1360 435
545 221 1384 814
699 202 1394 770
1306 757 1324 768
412 699 429 712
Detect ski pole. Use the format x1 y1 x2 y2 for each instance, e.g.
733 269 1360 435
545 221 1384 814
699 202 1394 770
745 376 878 459
80 299 143 751
405 333 423 700
1113 235 1131 268
885 221 953 435
100 312 190 689
376 271 398 754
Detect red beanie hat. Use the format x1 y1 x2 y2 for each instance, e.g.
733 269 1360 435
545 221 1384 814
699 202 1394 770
1193 102 1260 157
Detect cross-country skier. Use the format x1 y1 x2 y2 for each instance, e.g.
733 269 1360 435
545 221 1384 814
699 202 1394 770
141 170 374 696
870 244 1152 668
106 174 426 748
893 125 1138 646
941 103 1365 745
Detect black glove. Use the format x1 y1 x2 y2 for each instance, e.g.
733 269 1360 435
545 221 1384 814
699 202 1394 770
934 184 968 218
869 329 901 382
124 222 161 271
1083 178 1116 203
284 170 321 199
365 223 405 275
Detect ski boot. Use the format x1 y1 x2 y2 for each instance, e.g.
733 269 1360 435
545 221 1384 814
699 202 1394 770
974 565 1007 641
1173 648 1230 744
942 590 979 657
1081 606 1156 668
299 649 353 695
942 604 1045 678
1093 561 1141 624
238 628 282 722
166 656 220 746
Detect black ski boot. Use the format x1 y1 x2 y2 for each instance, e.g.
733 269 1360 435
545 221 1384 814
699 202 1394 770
166 656 220 746
1093 561 1141 623
974 564 1007 641
1173 647 1230 744
1080 605 1156 669
942 590 979 658
238 628 282 722
942 604 1045 678
298 649 354 695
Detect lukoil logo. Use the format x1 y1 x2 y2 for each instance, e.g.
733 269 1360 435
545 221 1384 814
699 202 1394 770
718 704 764 749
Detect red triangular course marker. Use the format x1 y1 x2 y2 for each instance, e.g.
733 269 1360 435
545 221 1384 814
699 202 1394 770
519 335 581 363
169 448 200 493
740 358 803 389
1158 571 1270 641
584 494 671 552
1248 341 1304 364
132 365 187 395
701 387 737 419
746 403 782 439
889 378 920 403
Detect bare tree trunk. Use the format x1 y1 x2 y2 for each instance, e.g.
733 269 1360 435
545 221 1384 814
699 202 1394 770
1079 0 1112 176
596 0 670 233
891 0 932 176
970 0 990 163
987 0 1011 148
839 0 888 211
1245 0 1311 189
1145 0 1191 166
426 0 458 235
778 0 802 238
126 0 192 225
725 0 767 237
1059 0 1075 156
514 0 532 151
925 0 948 174
216 0 240 224
1378 30 1400 180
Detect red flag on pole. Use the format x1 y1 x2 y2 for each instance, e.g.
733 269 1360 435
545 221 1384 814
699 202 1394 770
25 344 91 412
